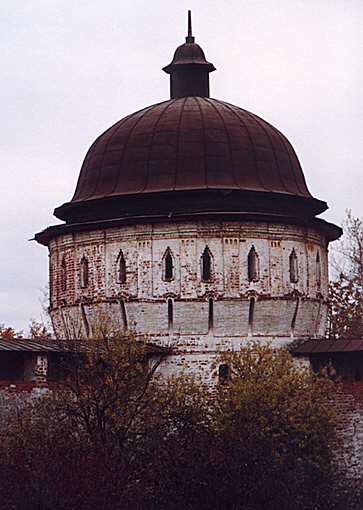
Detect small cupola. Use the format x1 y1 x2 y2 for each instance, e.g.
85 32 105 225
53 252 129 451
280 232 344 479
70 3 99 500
163 11 216 99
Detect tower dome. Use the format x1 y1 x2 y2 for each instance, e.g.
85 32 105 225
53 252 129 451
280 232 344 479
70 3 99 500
53 11 330 232
55 97 326 224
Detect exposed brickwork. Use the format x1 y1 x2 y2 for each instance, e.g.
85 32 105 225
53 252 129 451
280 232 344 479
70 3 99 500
48 219 329 377
334 383 363 482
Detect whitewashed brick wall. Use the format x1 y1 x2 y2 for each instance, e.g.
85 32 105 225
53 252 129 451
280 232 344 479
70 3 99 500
48 219 329 375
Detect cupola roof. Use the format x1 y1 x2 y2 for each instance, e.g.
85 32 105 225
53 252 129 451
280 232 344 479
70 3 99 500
163 11 215 76
35 12 342 244
56 96 322 223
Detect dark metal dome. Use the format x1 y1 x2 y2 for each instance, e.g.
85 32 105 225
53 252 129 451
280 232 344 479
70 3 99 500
55 97 327 222
163 42 215 70
35 11 342 246
163 10 215 75
53 11 329 226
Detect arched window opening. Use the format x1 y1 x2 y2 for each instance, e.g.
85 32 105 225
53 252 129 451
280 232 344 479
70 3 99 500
168 299 173 332
218 364 230 384
208 298 214 332
248 246 259 282
163 248 174 281
289 249 299 283
201 246 212 282
80 257 89 289
118 251 127 284
316 251 321 288
60 256 67 292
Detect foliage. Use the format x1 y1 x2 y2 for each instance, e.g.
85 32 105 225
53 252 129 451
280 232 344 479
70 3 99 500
0 323 21 338
328 273 363 339
0 319 52 340
0 340 348 510
28 319 53 339
328 211 363 339
212 346 340 510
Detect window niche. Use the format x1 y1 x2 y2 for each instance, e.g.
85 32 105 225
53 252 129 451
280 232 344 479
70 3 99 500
117 250 127 284
218 364 230 384
289 249 299 283
167 298 173 332
316 251 321 289
201 246 213 282
162 248 174 281
80 257 89 289
208 298 214 332
247 246 259 282
60 256 67 292
248 297 255 336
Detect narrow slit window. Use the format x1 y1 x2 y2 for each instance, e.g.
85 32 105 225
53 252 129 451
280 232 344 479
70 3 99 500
201 246 212 281
163 248 174 281
208 298 214 332
248 246 259 282
60 256 67 292
81 304 90 337
80 257 89 288
120 299 128 331
290 299 299 337
118 251 127 284
218 364 230 384
289 249 298 283
316 251 321 288
248 297 255 335
168 299 173 332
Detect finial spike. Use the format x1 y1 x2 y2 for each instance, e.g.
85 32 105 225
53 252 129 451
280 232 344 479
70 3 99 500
186 10 195 43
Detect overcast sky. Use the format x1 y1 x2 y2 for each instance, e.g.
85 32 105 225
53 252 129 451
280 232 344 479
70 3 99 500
1 0 362 332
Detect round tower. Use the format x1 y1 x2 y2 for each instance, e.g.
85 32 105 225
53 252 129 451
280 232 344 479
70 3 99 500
35 13 341 379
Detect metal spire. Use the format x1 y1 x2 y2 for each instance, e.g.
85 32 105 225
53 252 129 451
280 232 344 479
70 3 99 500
186 10 195 43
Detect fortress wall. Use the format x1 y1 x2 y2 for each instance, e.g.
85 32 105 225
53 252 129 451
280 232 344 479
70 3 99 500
48 220 328 343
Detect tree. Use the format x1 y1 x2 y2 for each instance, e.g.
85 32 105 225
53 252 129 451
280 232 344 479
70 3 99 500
0 340 348 510
28 319 53 339
328 211 363 339
0 319 52 340
0 335 209 510
0 323 21 338
211 345 341 510
0 336 158 509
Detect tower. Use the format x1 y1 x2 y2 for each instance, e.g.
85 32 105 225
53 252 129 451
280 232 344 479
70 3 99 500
35 13 341 380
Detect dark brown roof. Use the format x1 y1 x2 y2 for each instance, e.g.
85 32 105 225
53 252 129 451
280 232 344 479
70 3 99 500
293 339 363 355
37 14 341 243
74 97 310 199
163 42 216 72
0 337 170 355
55 97 324 223
163 11 215 74
0 338 64 352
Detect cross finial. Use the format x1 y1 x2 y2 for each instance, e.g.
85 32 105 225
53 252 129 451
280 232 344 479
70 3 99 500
186 10 195 43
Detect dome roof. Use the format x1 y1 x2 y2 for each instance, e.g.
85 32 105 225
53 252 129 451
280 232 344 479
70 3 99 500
55 97 327 222
53 11 328 224
163 10 215 74
74 97 310 199
163 42 216 71
35 12 342 246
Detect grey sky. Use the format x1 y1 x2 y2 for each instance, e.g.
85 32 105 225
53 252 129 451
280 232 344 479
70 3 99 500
1 0 362 331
